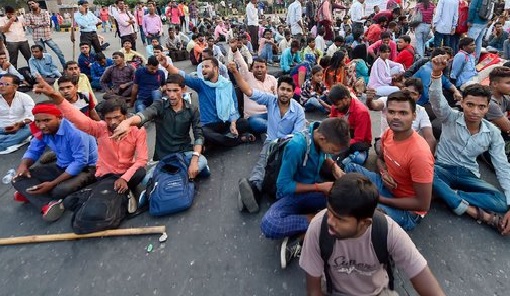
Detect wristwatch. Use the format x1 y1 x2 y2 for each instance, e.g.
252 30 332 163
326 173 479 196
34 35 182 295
192 151 200 158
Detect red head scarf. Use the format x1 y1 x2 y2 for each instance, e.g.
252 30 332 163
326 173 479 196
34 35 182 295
29 104 63 140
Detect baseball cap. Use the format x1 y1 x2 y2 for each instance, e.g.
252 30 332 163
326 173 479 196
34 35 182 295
78 0 88 5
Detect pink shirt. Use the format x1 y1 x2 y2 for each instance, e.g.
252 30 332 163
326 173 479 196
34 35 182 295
142 13 163 35
58 99 148 181
416 2 435 24
214 24 228 40
115 11 135 37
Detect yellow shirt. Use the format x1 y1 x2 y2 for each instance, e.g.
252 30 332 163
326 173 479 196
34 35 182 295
53 73 97 104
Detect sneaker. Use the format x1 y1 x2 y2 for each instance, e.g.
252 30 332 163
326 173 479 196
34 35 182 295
13 191 29 203
127 191 138 214
0 146 18 155
41 199 65 222
238 178 259 213
280 236 302 269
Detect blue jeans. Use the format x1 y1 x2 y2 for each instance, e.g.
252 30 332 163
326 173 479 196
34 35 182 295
433 31 452 48
138 25 147 45
260 191 326 239
468 23 487 61
450 34 461 56
504 39 510 60
415 23 431 59
344 163 422 231
142 152 210 185
304 97 327 113
259 43 274 63
0 126 31 151
247 113 268 134
34 38 66 68
135 90 162 113
433 163 507 215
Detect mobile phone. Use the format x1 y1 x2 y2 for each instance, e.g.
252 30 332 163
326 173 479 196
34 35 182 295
27 185 38 191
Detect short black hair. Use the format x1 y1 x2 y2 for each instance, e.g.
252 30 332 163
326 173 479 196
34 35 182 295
1 73 20 86
5 6 15 14
30 44 43 51
459 37 475 50
112 51 124 58
79 42 90 48
377 16 388 24
379 44 391 53
166 73 185 88
64 61 78 70
381 31 392 39
316 117 350 147
399 35 411 44
387 90 416 113
95 52 106 61
404 77 424 95
202 57 219 67
329 84 351 103
277 75 295 91
147 55 159 66
489 66 510 84
101 97 128 116
290 40 300 49
328 173 379 220
462 84 492 103
431 47 447 58
153 45 164 51
57 75 79 86
333 36 344 43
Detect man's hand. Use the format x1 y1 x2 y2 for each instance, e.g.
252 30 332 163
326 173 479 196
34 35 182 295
4 122 23 134
33 75 57 96
1 60 10 71
15 164 30 180
227 62 238 74
110 119 131 140
113 178 129 194
381 171 397 190
188 159 199 179
317 182 334 195
499 209 510 235
453 90 463 101
431 54 449 75
331 163 345 180
230 122 238 136
28 181 55 194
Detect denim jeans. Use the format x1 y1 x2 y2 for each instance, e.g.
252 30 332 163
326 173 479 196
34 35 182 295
468 23 488 61
247 113 268 134
0 126 31 151
433 163 507 215
433 31 452 49
259 43 274 63
344 163 422 231
414 23 431 59
35 38 66 68
260 191 327 239
138 25 147 45
142 152 210 185
248 140 271 191
450 34 461 55
135 90 161 113
504 39 510 60
304 97 327 113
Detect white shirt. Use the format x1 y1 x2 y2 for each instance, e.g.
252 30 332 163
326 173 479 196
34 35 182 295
279 38 292 53
378 96 432 137
0 92 34 128
315 35 326 53
432 0 459 34
349 0 365 23
246 2 259 26
286 0 303 35
0 16 28 42
326 43 339 56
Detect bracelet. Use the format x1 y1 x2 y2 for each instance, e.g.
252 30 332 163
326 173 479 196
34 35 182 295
314 183 319 192
431 73 442 80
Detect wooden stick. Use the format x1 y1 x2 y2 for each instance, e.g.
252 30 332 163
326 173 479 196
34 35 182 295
0 226 166 246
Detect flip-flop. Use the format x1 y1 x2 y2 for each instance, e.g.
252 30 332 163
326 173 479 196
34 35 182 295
475 207 504 233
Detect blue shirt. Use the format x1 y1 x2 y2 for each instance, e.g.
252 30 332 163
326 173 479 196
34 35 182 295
74 11 99 32
78 52 97 77
134 67 165 100
430 78 510 205
23 119 98 176
249 90 306 141
413 62 453 105
450 51 477 87
276 122 329 197
90 59 113 83
180 70 239 124
29 53 61 78
197 62 229 80
280 47 302 73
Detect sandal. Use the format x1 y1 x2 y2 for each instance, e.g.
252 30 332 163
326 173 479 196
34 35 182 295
240 133 256 143
475 207 504 233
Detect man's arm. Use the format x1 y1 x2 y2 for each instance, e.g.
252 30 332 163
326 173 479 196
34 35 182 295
379 182 432 212
421 127 437 155
365 89 385 111
228 62 253 97
29 59 40 77
410 266 446 296
305 274 323 296
100 66 112 91
0 17 15 33
120 128 148 182
349 111 371 146
490 115 510 134
429 55 454 122
129 84 139 106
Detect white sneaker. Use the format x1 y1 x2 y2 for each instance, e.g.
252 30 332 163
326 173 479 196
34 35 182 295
0 146 18 155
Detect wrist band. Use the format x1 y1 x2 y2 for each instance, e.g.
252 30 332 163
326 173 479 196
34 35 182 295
431 73 442 80
314 183 319 192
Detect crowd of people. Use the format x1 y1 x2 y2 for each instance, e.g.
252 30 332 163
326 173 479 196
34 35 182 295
2 0 510 295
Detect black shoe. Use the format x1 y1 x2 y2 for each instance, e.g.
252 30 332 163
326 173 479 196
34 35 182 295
238 178 260 213
280 236 302 269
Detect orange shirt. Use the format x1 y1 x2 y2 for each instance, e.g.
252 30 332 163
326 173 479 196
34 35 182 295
365 24 383 44
58 99 148 181
381 129 434 214
323 66 345 90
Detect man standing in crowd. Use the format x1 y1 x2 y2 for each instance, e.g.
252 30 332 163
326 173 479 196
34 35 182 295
467 0 490 60
246 0 260 52
432 0 459 49
25 0 66 69
300 173 446 296
0 74 34 155
143 2 163 44
349 0 367 41
287 0 304 39
0 6 31 69
134 2 147 46
114 0 138 51
75 0 103 54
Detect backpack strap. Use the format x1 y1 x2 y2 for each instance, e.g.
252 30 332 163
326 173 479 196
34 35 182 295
371 210 394 290
302 131 311 167
319 212 336 294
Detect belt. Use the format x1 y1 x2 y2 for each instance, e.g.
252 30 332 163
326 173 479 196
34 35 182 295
81 31 97 33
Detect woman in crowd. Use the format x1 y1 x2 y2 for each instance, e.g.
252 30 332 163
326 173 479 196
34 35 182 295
368 44 404 96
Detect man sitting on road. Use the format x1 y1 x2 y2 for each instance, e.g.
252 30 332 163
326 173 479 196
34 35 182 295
197 48 229 79
0 74 34 154
260 118 350 269
130 56 166 112
29 44 61 84
300 173 446 296
53 61 98 105
90 52 113 91
113 74 209 181
77 42 96 80
33 76 148 213
344 90 435 231
12 101 97 222
56 75 100 121
429 54 510 236
100 51 136 100
229 62 306 213
163 57 255 149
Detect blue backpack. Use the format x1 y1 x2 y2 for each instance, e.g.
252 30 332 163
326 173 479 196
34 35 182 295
146 153 195 216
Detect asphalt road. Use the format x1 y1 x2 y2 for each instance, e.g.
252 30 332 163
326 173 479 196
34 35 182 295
0 29 509 296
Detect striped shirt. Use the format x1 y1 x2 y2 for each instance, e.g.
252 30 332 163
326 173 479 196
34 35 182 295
416 2 436 24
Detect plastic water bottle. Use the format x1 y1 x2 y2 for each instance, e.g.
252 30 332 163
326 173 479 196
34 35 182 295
2 169 16 184
341 151 360 167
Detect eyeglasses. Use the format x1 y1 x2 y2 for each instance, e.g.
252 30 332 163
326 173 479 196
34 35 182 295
0 82 16 87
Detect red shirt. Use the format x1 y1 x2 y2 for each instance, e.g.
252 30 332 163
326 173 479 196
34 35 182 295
372 11 393 23
395 44 415 70
365 24 384 44
330 97 372 146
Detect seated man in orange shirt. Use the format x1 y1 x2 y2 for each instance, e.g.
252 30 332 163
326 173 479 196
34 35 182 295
33 76 148 212
343 90 435 231
395 35 416 70
364 16 388 45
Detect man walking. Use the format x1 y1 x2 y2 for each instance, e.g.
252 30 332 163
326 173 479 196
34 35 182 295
246 0 260 52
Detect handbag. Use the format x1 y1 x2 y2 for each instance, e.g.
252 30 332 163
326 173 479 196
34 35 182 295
409 9 423 28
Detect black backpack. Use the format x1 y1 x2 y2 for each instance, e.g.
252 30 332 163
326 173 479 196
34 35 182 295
319 210 395 294
478 0 496 20
262 132 311 200
70 176 128 234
